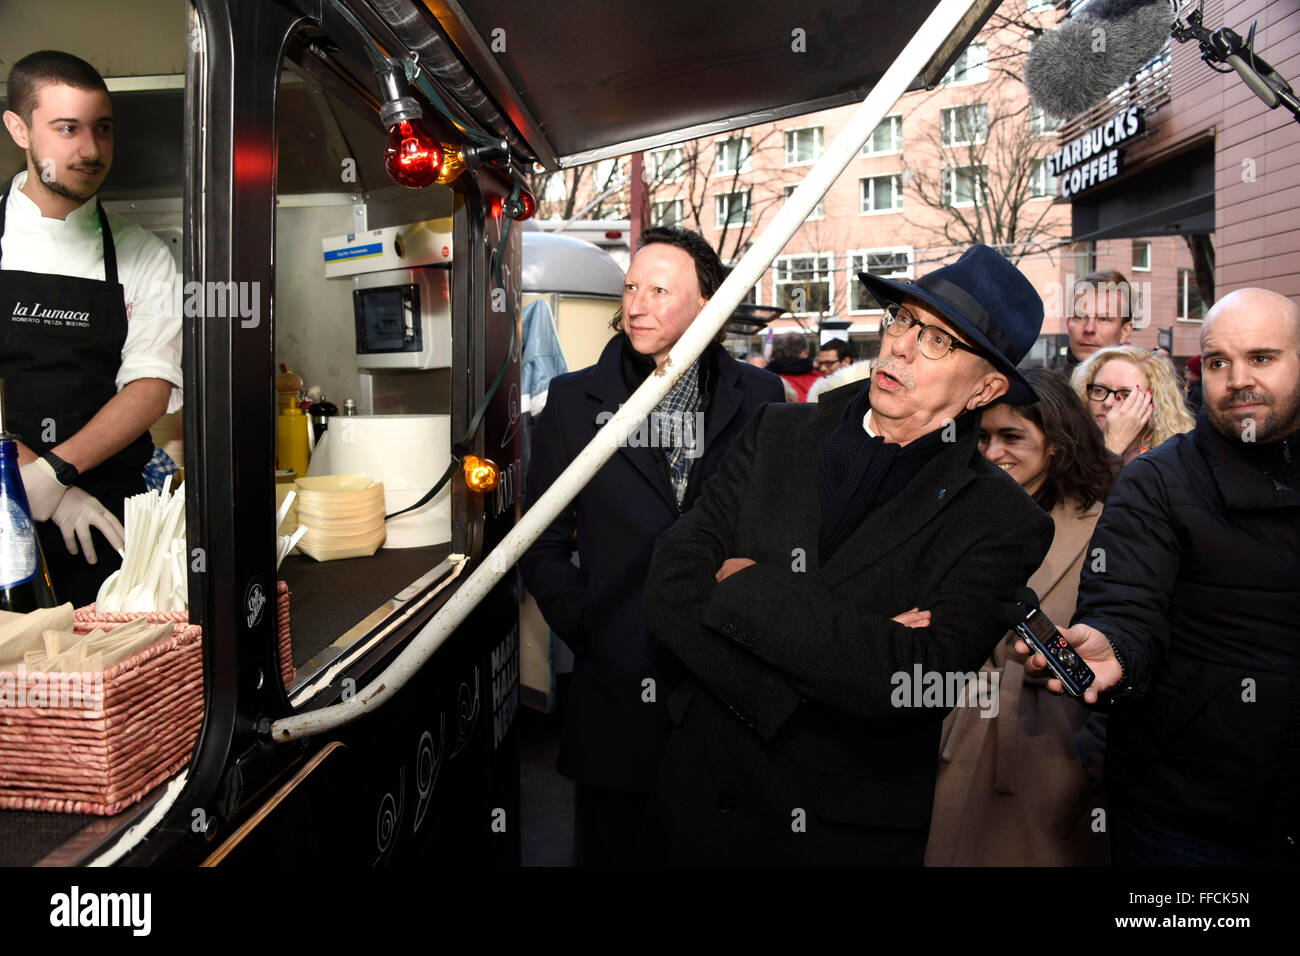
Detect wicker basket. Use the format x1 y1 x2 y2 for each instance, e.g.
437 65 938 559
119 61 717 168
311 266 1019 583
75 580 295 689
276 581 294 689
0 620 202 815
0 584 297 816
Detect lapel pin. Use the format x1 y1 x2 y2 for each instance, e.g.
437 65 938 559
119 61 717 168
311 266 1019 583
937 489 946 500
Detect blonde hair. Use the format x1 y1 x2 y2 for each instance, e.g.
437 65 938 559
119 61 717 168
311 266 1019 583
1071 345 1195 448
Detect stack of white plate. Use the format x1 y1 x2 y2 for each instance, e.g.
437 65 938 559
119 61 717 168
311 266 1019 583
294 474 387 561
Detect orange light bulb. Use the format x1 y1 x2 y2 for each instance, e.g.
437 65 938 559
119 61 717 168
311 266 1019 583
436 145 466 185
462 454 500 492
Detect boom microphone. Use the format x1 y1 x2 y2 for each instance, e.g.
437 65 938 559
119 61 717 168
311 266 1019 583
1025 0 1174 120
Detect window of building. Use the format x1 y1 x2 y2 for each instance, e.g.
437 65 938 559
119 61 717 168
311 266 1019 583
1027 0 1056 12
714 189 752 228
860 174 902 213
716 136 752 175
1029 103 1063 137
1132 240 1152 272
849 249 913 312
1029 159 1057 198
1069 241 1096 277
943 165 987 207
649 146 685 184
942 43 988 85
1179 268 1206 320
784 183 825 220
724 261 760 305
941 104 989 147
784 127 824 165
652 198 684 227
774 254 834 315
861 115 903 155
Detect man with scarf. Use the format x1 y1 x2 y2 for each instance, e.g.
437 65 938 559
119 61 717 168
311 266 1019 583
638 244 1054 865
519 226 783 865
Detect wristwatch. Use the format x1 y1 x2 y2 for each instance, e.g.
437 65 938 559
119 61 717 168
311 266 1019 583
40 450 79 488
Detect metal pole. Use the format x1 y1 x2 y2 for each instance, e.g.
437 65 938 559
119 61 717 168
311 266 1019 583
273 0 984 741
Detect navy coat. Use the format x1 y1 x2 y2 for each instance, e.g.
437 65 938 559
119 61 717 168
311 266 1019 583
1073 412 1300 856
519 333 784 793
638 385 1054 864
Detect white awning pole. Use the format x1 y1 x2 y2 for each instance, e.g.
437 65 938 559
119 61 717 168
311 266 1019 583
273 0 984 741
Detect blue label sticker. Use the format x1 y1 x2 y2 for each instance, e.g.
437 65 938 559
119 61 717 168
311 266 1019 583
324 242 383 263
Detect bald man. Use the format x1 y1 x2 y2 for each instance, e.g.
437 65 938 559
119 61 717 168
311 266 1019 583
1022 287 1300 866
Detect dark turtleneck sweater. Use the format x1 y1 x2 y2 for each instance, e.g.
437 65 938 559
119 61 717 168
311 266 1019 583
817 385 977 563
767 355 817 377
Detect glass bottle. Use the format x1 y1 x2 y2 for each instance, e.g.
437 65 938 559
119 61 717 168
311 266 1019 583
0 434 58 612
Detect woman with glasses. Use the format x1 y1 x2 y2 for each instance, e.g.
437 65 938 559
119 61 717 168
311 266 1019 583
1071 345 1195 466
927 369 1115 866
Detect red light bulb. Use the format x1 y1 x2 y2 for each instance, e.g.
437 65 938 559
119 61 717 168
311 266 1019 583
515 190 536 221
385 120 443 189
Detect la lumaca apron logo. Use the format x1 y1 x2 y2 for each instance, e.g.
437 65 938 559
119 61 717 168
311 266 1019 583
10 300 92 328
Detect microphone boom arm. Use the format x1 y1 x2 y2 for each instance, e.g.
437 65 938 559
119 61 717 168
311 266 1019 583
1172 4 1300 125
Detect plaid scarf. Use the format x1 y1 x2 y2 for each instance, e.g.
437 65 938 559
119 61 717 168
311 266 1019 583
655 358 702 506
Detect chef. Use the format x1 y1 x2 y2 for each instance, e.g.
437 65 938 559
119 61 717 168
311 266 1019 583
1 50 181 606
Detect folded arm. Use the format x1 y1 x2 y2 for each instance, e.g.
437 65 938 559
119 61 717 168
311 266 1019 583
646 406 804 738
699 516 1050 724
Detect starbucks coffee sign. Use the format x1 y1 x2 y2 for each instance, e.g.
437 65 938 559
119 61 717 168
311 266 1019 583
1047 106 1146 198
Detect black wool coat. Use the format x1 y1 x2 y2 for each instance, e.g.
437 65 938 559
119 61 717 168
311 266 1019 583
519 334 784 793
1073 413 1300 857
638 384 1054 865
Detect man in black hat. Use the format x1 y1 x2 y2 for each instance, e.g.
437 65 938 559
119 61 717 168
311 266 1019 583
638 244 1054 865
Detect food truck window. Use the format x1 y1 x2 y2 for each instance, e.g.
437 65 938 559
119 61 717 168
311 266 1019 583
0 0 196 861
271 27 461 699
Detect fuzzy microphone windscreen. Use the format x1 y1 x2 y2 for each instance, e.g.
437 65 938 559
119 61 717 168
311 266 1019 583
1025 0 1173 120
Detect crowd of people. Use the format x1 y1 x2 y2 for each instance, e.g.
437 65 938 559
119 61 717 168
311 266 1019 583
520 224 1298 867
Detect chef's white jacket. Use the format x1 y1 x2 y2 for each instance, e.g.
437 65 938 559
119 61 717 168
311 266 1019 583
1 172 183 413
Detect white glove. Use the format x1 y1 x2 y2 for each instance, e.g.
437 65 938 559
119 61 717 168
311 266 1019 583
19 457 69 522
49 486 126 566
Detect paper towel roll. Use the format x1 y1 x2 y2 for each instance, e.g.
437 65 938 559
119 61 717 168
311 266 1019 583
309 415 452 548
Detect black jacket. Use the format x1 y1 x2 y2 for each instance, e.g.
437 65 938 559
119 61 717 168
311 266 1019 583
639 385 1053 864
1074 412 1300 856
519 334 784 793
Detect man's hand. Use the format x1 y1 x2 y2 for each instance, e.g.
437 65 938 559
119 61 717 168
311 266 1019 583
49 487 125 565
19 458 69 521
1103 388 1153 457
1015 622 1124 704
891 607 931 628
715 557 757 582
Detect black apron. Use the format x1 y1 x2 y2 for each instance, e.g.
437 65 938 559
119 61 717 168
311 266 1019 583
0 183 151 606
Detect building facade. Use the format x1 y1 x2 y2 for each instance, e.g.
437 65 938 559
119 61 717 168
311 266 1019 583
540 0 1294 370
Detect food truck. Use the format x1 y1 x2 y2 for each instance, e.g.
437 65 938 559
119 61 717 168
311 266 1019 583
0 0 995 866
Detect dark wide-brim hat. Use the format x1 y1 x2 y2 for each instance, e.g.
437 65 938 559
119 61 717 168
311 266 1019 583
858 244 1044 404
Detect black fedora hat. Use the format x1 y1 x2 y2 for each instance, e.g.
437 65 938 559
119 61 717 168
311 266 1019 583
858 244 1044 404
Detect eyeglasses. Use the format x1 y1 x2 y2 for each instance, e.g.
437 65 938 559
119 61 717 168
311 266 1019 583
881 304 981 361
1085 384 1134 403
